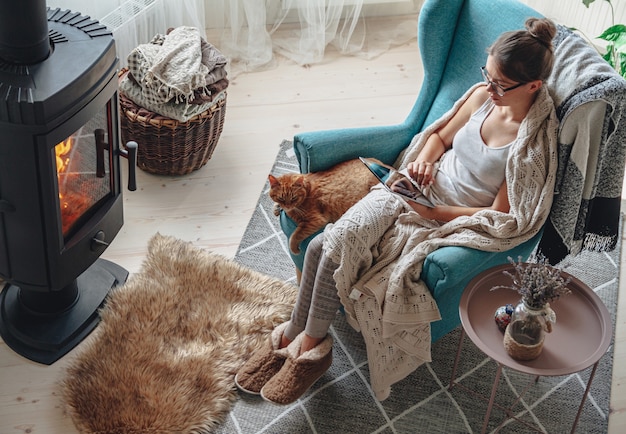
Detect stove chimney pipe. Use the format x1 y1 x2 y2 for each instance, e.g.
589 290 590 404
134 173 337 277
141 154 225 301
0 0 50 64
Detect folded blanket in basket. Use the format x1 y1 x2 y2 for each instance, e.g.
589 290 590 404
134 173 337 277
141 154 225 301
125 71 229 106
127 26 228 106
120 71 226 122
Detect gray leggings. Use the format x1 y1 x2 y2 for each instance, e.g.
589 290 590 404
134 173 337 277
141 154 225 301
283 233 341 341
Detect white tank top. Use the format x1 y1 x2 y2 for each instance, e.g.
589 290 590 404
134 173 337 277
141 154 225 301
426 99 512 207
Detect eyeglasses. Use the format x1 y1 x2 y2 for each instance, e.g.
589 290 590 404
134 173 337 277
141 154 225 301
480 66 525 96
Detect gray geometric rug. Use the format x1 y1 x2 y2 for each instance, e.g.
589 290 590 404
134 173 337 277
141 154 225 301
223 139 619 434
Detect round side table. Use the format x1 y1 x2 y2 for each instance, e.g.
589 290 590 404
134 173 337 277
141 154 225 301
450 263 612 434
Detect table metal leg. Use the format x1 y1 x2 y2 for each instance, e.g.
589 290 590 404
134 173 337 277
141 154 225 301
482 362 503 434
450 328 465 389
452 327 599 433
571 361 599 434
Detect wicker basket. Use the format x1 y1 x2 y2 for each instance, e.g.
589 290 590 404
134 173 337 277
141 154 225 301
118 76 227 176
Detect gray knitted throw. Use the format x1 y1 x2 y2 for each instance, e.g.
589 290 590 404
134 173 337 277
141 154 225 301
538 25 626 264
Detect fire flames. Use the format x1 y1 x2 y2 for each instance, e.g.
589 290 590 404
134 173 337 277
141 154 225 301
56 137 78 234
54 136 98 235
56 137 73 209
56 137 73 174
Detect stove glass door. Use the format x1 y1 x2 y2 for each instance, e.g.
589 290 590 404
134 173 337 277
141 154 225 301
55 101 114 238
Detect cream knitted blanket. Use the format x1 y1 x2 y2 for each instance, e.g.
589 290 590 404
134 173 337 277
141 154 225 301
323 84 558 400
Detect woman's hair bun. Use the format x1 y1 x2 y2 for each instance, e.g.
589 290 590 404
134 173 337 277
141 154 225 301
526 17 556 49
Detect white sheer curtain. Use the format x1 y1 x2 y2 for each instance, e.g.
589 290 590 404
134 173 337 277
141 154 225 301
47 0 207 67
209 0 422 75
48 0 421 75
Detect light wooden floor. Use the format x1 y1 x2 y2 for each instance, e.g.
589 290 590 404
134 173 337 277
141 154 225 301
1 34 624 433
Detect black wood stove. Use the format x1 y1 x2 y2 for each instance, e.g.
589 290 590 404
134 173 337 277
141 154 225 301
0 0 137 364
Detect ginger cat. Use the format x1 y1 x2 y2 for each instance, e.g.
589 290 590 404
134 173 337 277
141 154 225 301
268 158 381 255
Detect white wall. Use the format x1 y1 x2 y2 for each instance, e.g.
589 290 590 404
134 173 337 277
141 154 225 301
521 1 626 43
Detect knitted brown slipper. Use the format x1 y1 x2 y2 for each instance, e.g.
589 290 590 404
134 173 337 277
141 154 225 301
260 333 333 405
235 322 290 395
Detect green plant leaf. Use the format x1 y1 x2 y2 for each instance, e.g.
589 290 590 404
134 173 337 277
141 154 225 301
598 24 626 41
580 0 625 77
598 25 626 58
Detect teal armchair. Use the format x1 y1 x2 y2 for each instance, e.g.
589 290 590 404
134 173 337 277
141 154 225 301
279 0 626 342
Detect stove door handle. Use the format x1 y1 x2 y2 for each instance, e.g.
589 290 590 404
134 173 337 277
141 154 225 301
120 141 138 191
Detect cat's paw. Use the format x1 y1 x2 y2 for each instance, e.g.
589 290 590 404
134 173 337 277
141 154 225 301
289 241 301 255
272 203 281 216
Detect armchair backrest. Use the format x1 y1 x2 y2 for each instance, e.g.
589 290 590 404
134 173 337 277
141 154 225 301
407 0 541 132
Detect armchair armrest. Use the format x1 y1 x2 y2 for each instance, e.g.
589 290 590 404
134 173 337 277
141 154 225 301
423 232 541 342
293 124 416 173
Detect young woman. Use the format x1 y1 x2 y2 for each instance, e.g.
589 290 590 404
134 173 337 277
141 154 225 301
235 17 559 404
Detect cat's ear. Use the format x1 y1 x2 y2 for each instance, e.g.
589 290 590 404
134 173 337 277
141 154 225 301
293 177 306 188
267 174 280 188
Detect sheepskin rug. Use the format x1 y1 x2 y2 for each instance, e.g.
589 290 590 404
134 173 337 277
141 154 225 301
62 233 297 433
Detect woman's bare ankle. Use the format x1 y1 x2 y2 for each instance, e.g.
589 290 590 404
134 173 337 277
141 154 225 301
279 334 291 349
300 334 324 353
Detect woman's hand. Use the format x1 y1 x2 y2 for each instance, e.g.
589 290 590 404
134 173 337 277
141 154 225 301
407 160 436 187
